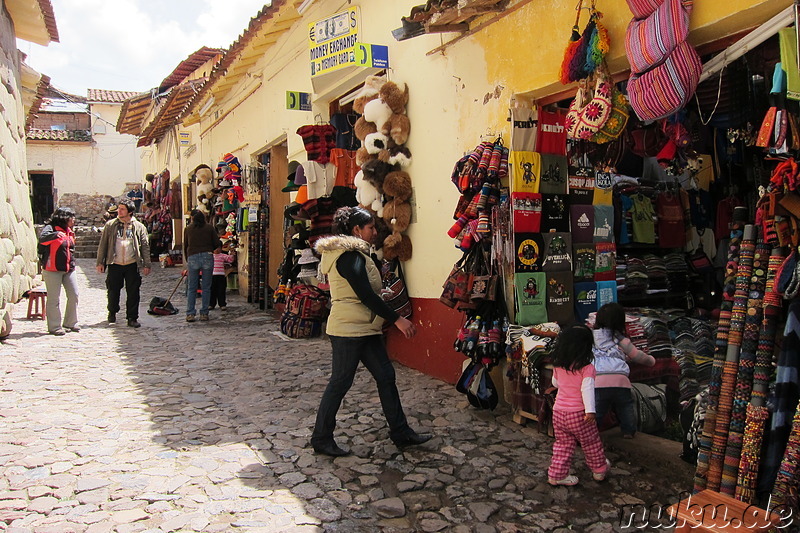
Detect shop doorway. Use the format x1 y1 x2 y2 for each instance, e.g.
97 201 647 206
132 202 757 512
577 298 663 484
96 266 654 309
29 173 54 224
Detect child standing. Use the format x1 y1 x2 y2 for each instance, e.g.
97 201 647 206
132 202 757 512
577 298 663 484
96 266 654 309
210 249 233 310
592 302 655 438
548 324 610 486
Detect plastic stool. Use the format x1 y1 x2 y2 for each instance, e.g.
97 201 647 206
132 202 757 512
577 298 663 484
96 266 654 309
27 289 47 320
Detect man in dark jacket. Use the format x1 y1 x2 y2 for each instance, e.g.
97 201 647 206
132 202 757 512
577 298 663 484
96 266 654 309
96 200 151 327
38 207 79 335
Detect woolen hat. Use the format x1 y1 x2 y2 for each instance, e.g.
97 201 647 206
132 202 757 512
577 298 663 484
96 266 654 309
297 248 319 265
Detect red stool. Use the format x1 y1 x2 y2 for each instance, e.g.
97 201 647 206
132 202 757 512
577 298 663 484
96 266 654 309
27 289 47 320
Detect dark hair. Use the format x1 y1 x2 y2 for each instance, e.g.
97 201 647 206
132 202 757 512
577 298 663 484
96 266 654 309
49 207 76 229
551 325 594 372
192 211 207 228
594 302 626 335
333 206 373 236
117 199 136 213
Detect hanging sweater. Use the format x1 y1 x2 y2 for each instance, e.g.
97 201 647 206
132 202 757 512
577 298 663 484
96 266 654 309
592 328 655 388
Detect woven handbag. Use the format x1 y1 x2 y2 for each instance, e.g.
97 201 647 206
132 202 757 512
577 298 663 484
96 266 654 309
566 77 613 140
591 86 630 144
627 40 702 121
626 0 692 75
626 0 662 20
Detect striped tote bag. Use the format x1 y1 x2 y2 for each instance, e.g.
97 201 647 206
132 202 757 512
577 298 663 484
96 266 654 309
627 40 702 121
626 0 693 75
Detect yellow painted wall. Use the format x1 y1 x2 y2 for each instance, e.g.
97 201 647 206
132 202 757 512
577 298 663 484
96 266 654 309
180 0 793 300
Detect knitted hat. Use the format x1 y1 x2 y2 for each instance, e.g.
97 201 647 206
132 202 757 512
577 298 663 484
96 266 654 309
297 248 319 265
282 160 302 192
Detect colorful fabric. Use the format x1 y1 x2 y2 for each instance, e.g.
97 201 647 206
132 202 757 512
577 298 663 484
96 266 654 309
566 78 612 140
512 193 543 233
573 243 596 282
736 404 769 503
515 272 548 325
296 124 336 164
779 28 800 101
568 173 595 205
510 151 542 193
625 0 691 75
548 409 607 481
515 233 545 272
771 399 800 508
594 242 616 282
536 108 568 156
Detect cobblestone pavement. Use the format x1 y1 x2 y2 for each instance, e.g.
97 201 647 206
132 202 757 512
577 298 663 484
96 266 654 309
0 259 693 532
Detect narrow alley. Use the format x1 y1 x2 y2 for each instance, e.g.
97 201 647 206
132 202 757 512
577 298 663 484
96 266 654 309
0 260 692 533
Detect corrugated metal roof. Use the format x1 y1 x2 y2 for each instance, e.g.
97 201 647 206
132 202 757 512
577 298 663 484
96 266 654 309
27 129 91 142
40 98 88 113
87 89 142 103
182 0 301 123
159 46 224 91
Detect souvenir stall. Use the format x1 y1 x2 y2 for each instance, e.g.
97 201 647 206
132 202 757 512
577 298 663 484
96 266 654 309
440 0 800 509
142 169 175 260
274 75 414 338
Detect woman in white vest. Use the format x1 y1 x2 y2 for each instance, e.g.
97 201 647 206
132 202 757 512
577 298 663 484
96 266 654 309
311 206 431 456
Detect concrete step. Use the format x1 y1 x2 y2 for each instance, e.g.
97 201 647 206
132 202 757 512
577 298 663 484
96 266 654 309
74 252 97 259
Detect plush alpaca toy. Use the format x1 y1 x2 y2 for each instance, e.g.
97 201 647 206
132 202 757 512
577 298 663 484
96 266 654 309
361 159 398 195
378 81 411 145
381 170 413 261
378 142 412 168
354 170 383 215
352 75 385 114
194 165 214 199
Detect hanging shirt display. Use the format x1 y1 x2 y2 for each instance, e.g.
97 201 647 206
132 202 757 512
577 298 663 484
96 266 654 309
302 161 336 199
511 104 538 151
593 204 615 243
536 108 567 156
515 272 548 325
573 243 596 282
330 148 359 189
569 173 595 205
546 271 574 326
595 242 617 282
574 281 598 322
541 194 570 233
593 171 614 205
538 154 568 195
511 193 542 233
570 204 594 243
596 280 618 308
656 192 686 248
514 233 545 272
509 151 541 193
631 193 656 244
542 232 572 272
296 124 337 164
330 113 360 151
618 194 633 244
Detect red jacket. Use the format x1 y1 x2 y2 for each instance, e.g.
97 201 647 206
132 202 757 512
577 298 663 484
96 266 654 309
38 225 75 272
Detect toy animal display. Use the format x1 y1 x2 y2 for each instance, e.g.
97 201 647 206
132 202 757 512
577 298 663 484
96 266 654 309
352 76 413 261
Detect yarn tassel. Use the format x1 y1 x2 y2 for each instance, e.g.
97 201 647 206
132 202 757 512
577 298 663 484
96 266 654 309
585 14 610 75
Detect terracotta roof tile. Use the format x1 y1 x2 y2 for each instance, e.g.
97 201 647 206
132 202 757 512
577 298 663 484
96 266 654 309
27 129 92 142
87 89 142 103
38 0 59 43
159 46 224 90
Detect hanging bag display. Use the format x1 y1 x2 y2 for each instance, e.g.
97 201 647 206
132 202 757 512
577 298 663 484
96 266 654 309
627 40 702 121
590 85 630 144
560 1 610 85
625 0 692 75
566 75 613 140
381 259 413 319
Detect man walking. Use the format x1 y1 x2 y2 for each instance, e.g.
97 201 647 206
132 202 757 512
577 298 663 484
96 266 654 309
96 199 151 327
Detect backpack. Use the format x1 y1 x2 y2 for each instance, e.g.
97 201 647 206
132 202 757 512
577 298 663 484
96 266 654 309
285 284 329 320
280 312 322 339
631 383 667 433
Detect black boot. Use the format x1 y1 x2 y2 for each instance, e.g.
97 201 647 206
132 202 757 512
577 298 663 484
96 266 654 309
392 431 433 448
312 440 350 457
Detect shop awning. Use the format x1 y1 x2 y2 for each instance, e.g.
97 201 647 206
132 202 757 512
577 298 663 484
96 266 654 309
136 79 205 147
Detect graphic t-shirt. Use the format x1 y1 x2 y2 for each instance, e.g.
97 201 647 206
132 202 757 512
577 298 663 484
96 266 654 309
596 280 618 308
511 105 538 152
574 281 598 323
536 108 568 156
510 151 541 193
594 242 617 282
541 194 571 233
593 171 614 205
542 232 573 272
569 173 595 205
656 192 686 248
512 193 542 233
573 243 596 282
593 204 615 243
631 193 656 244
546 271 574 325
539 154 569 195
515 272 548 325
570 204 594 243
618 194 633 244
514 232 545 272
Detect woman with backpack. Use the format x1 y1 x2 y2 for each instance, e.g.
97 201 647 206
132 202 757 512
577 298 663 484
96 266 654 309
311 206 431 457
38 207 79 336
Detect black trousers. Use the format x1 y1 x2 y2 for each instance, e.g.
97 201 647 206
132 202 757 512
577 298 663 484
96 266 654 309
312 334 410 446
210 274 227 308
106 263 141 320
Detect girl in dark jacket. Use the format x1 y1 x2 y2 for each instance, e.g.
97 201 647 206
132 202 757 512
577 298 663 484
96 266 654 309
38 207 79 335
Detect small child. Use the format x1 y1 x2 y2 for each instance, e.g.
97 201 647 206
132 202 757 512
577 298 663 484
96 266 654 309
592 302 655 438
210 249 233 310
548 324 611 486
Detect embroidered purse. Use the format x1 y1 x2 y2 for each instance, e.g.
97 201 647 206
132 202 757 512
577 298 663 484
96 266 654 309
381 259 412 319
625 0 692 75
591 86 630 144
627 40 702 121
565 77 613 140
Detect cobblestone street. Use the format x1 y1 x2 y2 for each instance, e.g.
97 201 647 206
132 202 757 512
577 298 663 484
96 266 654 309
0 259 693 532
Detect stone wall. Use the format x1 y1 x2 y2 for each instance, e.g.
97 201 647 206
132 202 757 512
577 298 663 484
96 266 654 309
0 9 40 336
58 192 116 227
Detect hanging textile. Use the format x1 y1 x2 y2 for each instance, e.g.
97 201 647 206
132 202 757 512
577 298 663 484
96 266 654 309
720 240 769 495
771 398 800 509
695 214 745 492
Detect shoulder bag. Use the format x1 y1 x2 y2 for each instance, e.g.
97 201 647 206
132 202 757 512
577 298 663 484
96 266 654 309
381 259 412 319
566 76 613 140
625 0 692 75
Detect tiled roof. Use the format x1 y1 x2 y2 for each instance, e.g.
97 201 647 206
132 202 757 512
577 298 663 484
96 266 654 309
87 89 142 103
25 73 51 130
182 1 299 123
27 129 92 142
39 0 59 43
137 79 205 147
159 46 224 91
